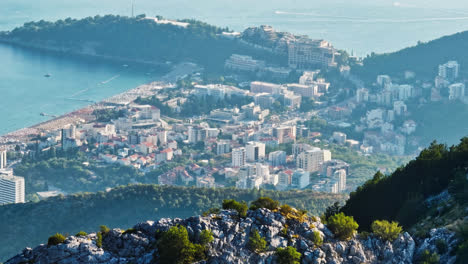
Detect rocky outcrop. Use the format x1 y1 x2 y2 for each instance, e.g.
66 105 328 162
5 208 455 264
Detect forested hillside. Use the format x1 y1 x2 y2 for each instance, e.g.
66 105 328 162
0 184 344 261
342 137 468 230
353 30 468 81
0 15 285 70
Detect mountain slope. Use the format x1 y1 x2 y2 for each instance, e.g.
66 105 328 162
0 15 285 70
353 30 468 81
0 185 344 261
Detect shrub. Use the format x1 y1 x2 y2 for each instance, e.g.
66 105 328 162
96 232 103 248
418 250 440 264
311 231 323 246
456 240 468 264
75 231 88 237
371 220 403 241
157 225 206 264
48 233 66 246
322 202 341 222
123 228 138 235
202 208 221 217
248 230 267 253
327 213 359 241
100 225 110 234
199 230 213 246
222 199 248 217
280 226 288 238
249 197 280 211
275 246 301 264
435 239 448 254
279 204 294 217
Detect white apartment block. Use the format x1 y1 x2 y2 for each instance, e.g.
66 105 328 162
439 61 459 81
334 169 347 193
449 83 466 100
246 141 266 162
0 172 25 204
232 147 246 167
296 148 331 173
0 150 6 169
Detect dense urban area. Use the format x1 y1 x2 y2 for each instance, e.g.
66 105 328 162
0 20 464 206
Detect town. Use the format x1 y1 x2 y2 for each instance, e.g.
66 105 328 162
0 25 464 205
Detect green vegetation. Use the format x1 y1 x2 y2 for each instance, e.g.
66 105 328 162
100 225 110 234
93 108 125 122
275 246 302 264
0 184 344 260
455 222 468 264
342 138 468 230
5 15 284 71
353 30 468 81
248 230 267 253
311 231 323 247
198 230 213 246
249 197 280 211
417 250 440 264
222 199 248 217
279 204 308 223
96 232 103 248
47 233 66 246
157 225 206 264
75 231 88 237
327 213 359 241
371 220 402 242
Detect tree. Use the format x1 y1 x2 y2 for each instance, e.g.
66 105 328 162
47 233 66 246
199 230 213 246
327 213 359 240
157 225 206 264
275 246 301 264
222 199 248 217
250 197 280 211
371 220 402 241
248 229 267 253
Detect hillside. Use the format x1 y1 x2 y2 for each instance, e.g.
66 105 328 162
4 198 458 264
0 185 344 261
0 15 285 70
353 30 468 81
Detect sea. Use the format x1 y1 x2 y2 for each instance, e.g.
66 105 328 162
0 0 467 135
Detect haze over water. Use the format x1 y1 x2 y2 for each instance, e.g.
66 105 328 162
0 0 467 135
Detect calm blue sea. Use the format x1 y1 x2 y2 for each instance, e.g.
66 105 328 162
0 0 467 135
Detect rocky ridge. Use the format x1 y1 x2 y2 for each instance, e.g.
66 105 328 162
6 208 456 264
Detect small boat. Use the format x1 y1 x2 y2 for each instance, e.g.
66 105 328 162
122 64 129 67
44 74 51 78
40 112 46 116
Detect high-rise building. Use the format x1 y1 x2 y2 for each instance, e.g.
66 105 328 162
439 61 459 82
0 172 25 204
232 147 246 167
0 150 6 169
188 126 207 144
297 148 331 173
448 83 466 100
334 169 347 193
356 88 369 103
246 142 266 162
291 169 310 189
217 140 231 155
288 39 336 69
256 163 270 183
269 151 287 167
273 126 297 144
376 75 391 88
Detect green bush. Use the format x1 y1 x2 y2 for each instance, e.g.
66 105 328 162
456 240 468 264
371 220 403 241
248 230 267 253
48 233 66 246
202 208 221 217
250 197 280 211
75 231 88 237
96 232 103 248
435 239 448 254
327 213 359 241
100 225 110 234
275 246 302 264
123 228 138 235
279 204 294 216
222 199 248 217
157 225 206 264
311 231 323 246
199 230 214 246
418 250 440 264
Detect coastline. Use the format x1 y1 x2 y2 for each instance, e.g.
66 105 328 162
0 55 202 146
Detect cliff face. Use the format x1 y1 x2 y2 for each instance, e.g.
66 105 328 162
5 208 456 264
